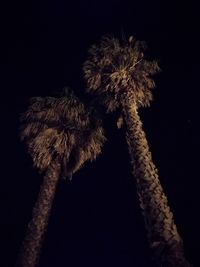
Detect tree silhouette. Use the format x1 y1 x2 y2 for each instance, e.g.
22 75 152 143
17 89 105 267
83 36 192 267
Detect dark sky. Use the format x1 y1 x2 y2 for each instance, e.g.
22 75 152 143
1 0 199 266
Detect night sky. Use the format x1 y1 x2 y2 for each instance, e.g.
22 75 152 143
1 0 199 266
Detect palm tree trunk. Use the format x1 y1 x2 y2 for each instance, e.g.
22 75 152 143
16 161 61 267
122 97 191 267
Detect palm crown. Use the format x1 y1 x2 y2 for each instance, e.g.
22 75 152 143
83 36 160 112
20 89 105 179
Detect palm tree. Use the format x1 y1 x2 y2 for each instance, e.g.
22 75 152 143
83 36 192 267
17 89 105 267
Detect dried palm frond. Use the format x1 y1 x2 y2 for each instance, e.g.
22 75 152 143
116 114 124 129
83 36 160 112
20 90 106 179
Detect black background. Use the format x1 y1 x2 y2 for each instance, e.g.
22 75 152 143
1 0 199 266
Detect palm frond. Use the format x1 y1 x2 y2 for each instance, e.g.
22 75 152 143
20 90 106 179
83 36 160 111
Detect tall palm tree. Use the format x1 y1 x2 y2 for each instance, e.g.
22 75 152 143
17 89 105 267
83 36 192 267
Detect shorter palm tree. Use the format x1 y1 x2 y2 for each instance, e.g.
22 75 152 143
17 88 105 267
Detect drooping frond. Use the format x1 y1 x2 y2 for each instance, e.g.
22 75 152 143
83 36 160 112
20 90 106 178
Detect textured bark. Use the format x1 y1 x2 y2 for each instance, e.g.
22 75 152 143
16 161 61 267
123 98 191 267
